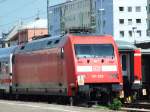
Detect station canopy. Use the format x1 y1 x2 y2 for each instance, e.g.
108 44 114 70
141 49 150 55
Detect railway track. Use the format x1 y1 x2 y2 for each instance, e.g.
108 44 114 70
121 101 150 111
125 102 150 109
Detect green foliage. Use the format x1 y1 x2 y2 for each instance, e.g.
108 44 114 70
96 105 109 110
109 98 122 110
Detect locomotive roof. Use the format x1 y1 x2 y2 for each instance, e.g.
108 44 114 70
14 33 115 53
15 35 66 53
0 46 17 59
116 40 137 50
69 33 109 37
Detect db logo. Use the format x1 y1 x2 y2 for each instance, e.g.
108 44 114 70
92 66 101 71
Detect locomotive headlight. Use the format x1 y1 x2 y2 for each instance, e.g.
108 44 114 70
119 90 124 98
134 80 141 84
142 89 147 96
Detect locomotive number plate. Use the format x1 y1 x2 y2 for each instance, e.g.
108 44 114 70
92 74 104 79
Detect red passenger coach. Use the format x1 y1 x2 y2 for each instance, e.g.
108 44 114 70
0 34 123 104
116 40 142 102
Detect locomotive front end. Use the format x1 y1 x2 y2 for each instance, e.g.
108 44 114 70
70 35 123 102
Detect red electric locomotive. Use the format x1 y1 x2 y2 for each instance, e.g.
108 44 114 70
0 34 123 104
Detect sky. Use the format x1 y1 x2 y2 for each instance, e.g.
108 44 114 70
0 0 66 37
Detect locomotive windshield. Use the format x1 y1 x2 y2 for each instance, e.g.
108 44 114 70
74 44 114 58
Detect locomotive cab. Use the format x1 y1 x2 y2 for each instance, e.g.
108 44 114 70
74 44 120 84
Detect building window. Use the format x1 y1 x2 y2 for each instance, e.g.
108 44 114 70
128 7 132 12
136 19 141 23
119 19 124 24
128 19 132 25
137 30 142 37
91 16 96 26
102 10 105 15
147 29 150 36
122 55 126 71
120 31 124 37
136 6 141 12
119 7 124 11
129 31 132 37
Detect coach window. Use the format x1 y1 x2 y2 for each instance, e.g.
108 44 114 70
122 55 127 71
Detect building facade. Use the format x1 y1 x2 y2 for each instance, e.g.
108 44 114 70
48 0 148 43
61 0 92 30
4 19 48 47
48 4 62 36
113 0 148 42
48 0 95 35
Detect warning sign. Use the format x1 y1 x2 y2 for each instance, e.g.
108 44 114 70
77 75 85 86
